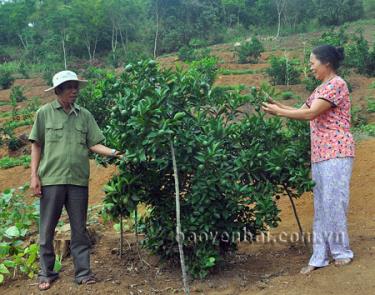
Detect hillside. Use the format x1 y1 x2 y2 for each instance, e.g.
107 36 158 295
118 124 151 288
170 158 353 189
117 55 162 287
1 26 375 294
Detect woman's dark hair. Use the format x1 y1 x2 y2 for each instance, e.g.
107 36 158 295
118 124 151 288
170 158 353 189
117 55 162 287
312 45 345 70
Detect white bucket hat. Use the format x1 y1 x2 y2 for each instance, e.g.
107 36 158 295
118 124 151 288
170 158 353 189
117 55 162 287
45 70 88 92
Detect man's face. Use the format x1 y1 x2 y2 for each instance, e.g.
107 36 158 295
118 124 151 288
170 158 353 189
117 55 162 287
58 81 79 104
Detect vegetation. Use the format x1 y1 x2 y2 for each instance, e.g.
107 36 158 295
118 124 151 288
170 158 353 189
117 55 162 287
0 156 31 169
280 91 300 100
0 67 14 90
367 97 375 113
0 0 370 70
178 39 211 62
10 86 27 103
234 37 264 64
82 60 314 279
313 27 375 77
351 105 368 128
267 56 301 85
219 69 255 75
0 185 40 284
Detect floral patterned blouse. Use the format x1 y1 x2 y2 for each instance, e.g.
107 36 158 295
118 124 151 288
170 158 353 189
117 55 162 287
306 76 355 163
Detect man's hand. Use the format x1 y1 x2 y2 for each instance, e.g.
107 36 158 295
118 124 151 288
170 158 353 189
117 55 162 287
31 175 42 196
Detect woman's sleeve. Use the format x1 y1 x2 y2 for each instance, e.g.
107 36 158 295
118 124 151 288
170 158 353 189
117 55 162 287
318 79 346 107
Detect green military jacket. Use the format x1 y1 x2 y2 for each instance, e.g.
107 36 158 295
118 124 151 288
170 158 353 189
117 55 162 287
29 99 105 187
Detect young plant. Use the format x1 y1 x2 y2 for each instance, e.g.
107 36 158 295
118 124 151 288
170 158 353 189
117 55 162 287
10 86 27 103
103 173 140 257
0 67 14 90
0 185 40 285
234 37 264 64
266 55 301 85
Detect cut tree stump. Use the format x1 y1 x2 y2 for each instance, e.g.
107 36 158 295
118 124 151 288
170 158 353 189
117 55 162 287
54 224 98 259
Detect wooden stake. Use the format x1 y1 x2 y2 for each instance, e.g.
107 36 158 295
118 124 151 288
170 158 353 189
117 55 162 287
170 141 190 295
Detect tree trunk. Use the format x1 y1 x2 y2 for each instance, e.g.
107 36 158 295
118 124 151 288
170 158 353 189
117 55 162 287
119 27 127 55
119 214 123 258
62 31 67 70
153 0 159 59
283 184 306 246
92 36 98 61
18 34 28 51
276 11 281 39
85 34 92 62
275 0 286 39
170 141 190 295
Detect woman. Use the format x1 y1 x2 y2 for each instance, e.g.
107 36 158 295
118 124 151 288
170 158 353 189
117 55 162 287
262 45 355 274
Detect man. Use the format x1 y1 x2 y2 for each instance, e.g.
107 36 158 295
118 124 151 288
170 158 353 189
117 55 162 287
29 70 120 291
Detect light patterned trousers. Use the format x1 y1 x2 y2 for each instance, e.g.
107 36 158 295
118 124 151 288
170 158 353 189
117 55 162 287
308 157 354 267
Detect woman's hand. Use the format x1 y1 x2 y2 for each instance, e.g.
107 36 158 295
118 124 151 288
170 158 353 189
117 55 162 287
262 102 282 116
266 96 279 105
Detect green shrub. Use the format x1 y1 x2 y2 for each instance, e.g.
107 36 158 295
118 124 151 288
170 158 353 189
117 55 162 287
121 42 151 64
78 68 117 129
367 97 375 113
0 156 31 169
178 39 211 62
344 30 375 76
25 96 40 113
234 37 264 64
7 137 24 152
189 56 218 86
266 56 301 85
18 62 29 79
280 91 299 100
10 86 27 103
0 68 15 90
351 105 368 127
87 59 313 279
313 27 349 47
303 74 321 92
361 124 375 136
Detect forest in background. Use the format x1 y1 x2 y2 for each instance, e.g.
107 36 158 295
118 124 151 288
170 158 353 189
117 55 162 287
0 0 374 70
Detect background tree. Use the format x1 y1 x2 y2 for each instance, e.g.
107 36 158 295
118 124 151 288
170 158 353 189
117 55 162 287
313 0 364 26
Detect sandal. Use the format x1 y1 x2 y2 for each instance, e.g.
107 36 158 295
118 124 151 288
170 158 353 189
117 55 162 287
38 276 58 291
300 265 318 275
38 281 51 291
38 277 58 291
77 275 97 285
334 258 352 266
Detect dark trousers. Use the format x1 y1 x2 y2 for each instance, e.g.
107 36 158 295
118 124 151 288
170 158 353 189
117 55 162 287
39 185 91 283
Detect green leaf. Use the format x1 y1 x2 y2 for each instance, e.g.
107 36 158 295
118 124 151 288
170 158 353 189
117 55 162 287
0 264 10 275
5 226 20 238
113 223 121 233
53 257 62 273
3 260 16 268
